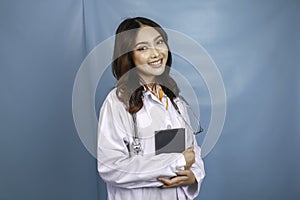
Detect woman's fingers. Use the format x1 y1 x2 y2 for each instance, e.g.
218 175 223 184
158 176 185 185
158 170 196 189
176 170 189 176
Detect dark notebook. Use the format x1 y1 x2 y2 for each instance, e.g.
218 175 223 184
155 128 185 155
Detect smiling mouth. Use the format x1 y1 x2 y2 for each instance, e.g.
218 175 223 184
148 59 163 68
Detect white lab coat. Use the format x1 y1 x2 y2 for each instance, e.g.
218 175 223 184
97 88 205 200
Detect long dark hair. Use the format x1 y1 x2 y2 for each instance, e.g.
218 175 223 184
112 17 179 114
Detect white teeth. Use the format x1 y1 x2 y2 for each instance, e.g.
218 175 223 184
150 59 162 65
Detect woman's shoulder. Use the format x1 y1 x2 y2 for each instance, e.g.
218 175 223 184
104 87 121 104
105 87 118 100
103 87 128 109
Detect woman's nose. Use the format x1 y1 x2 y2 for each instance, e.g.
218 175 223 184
150 47 160 58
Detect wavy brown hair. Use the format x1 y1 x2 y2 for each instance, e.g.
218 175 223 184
112 17 179 114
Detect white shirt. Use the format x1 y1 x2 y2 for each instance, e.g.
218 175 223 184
97 88 205 200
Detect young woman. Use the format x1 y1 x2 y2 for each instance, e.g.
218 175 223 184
97 17 205 200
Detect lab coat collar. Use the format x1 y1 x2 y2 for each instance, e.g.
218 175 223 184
142 86 168 105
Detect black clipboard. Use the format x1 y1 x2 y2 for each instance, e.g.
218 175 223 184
155 128 185 155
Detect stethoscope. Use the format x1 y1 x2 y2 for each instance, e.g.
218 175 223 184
131 97 203 154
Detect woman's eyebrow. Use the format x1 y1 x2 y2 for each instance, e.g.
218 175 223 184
135 41 148 47
135 35 162 47
153 35 163 41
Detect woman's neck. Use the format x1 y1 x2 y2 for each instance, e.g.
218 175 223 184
139 76 157 86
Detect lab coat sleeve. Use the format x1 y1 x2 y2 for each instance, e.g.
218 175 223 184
97 92 186 189
181 138 205 199
176 98 205 199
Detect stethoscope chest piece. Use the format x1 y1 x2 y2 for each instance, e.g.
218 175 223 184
132 137 142 154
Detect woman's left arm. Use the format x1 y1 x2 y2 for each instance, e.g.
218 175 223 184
158 140 205 196
182 142 205 198
159 97 205 198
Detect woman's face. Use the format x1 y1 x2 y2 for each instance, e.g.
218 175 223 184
132 26 169 84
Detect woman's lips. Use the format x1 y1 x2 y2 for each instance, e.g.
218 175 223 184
148 59 163 68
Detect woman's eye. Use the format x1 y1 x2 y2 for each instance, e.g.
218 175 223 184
157 39 164 45
136 46 148 51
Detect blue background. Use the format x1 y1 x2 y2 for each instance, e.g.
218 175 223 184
1 0 299 199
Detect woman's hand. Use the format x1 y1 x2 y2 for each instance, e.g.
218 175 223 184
158 170 196 188
158 147 196 188
182 147 195 170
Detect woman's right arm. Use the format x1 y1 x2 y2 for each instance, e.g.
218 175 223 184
97 93 186 189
